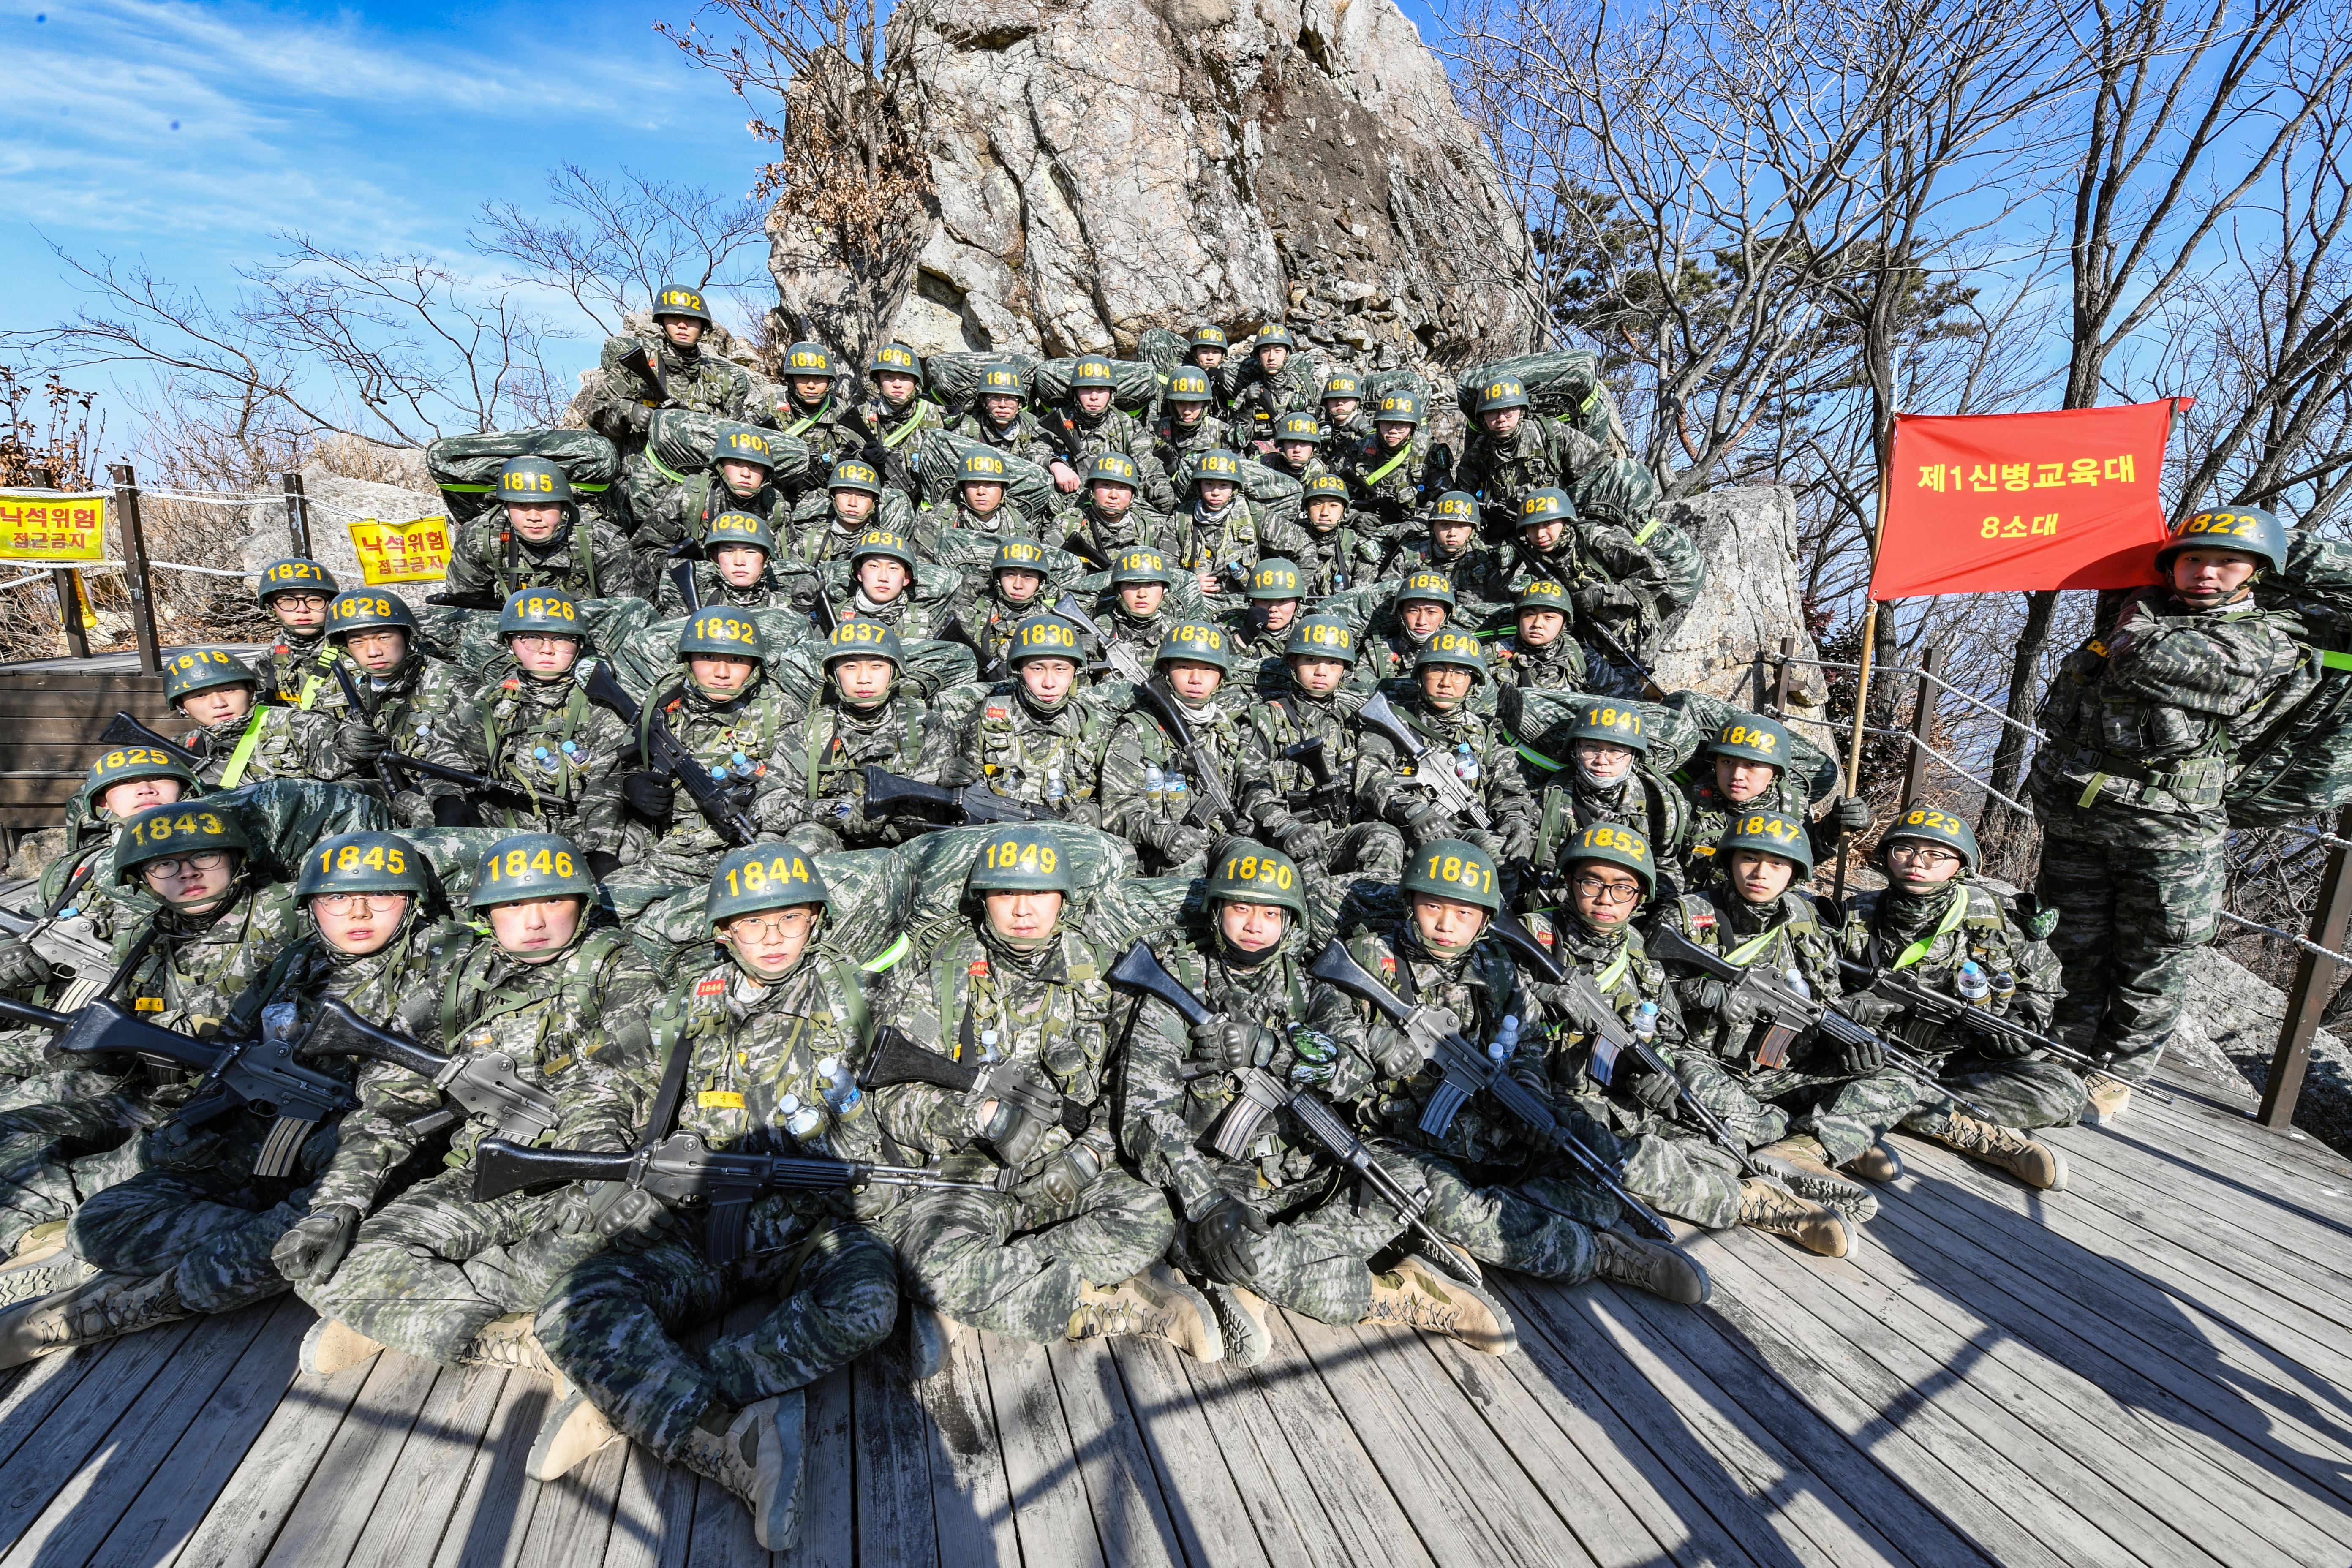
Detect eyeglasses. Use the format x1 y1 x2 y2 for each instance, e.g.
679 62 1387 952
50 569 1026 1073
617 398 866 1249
312 893 408 916
1886 844 1962 868
270 593 330 611
725 912 816 942
509 634 579 651
141 850 230 879
1570 875 1642 905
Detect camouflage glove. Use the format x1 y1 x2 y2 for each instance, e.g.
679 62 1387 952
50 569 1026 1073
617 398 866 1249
1271 816 1328 864
1152 821 1215 864
1687 977 1729 1014
1400 801 1447 839
1573 583 1639 619
1012 1143 1102 1219
1622 1060 1681 1114
1190 1014 1281 1071
591 398 652 444
1825 1033 1884 1077
391 790 436 830
1830 795 1873 834
971 1062 1062 1169
271 1203 361 1282
623 771 676 822
0 934 52 992
1191 1193 1271 1283
1841 993 1903 1030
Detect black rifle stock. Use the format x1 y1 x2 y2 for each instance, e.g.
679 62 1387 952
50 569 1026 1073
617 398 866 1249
860 765 1054 828
617 342 671 407
471 1132 995 1266
424 590 506 610
1306 940 1674 1241
1281 738 1350 822
1054 597 1149 685
1354 691 1492 830
302 999 563 1143
1135 678 1235 828
98 711 202 772
584 663 759 848
1104 942 1484 1286
1558 971 1763 1178
939 616 1007 682
670 560 701 613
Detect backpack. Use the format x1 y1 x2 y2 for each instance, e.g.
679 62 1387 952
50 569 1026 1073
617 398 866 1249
912 430 1058 522
923 352 1044 421
425 428 624 527
1456 351 1628 454
2226 529 2352 826
1032 357 1165 425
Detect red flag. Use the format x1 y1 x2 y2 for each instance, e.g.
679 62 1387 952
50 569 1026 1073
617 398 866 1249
1869 400 2183 600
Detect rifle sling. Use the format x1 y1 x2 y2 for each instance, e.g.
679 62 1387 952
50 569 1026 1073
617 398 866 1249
640 1028 697 1150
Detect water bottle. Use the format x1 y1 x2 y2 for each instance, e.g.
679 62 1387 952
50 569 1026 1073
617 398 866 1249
1168 774 1190 815
781 1093 824 1141
1144 762 1165 807
1454 742 1480 784
1957 959 1991 1007
978 1027 1001 1063
1631 999 1660 1043
1047 767 1066 804
533 745 553 772
1784 965 1812 1000
1489 1015 1521 1064
817 1054 862 1115
1990 970 2017 1006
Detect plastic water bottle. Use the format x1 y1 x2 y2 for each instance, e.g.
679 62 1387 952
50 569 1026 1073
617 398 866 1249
1047 768 1066 805
781 1093 824 1141
1957 959 1991 1007
1990 970 2018 1006
1784 965 1812 1000
1454 742 1480 784
1631 999 1660 1043
1144 762 1165 807
1167 774 1190 814
1489 1015 1522 1064
817 1055 862 1115
978 1028 1001 1063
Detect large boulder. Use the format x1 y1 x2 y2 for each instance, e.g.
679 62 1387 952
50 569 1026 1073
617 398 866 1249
2173 944 2352 1153
243 467 452 614
1651 484 1826 711
775 0 1544 376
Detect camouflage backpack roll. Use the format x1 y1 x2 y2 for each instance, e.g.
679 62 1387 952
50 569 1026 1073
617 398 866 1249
1361 368 1433 410
1033 356 1165 423
1455 350 1628 455
425 428 624 527
2227 528 2352 826
1230 453 1304 509
1575 458 1706 617
923 351 1043 419
912 430 1058 520
1504 686 1696 776
206 778 395 883
895 823 1141 947
1660 690 1840 800
1136 327 1187 381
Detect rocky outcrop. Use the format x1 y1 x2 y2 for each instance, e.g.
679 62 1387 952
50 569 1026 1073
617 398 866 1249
1652 484 1827 709
2173 945 2352 1154
774 0 1543 376
261 468 452 614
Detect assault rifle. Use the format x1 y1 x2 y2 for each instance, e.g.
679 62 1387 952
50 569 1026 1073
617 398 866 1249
1055 597 1149 686
472 1131 995 1266
939 615 1007 682
1354 691 1491 830
1835 959 2176 1105
861 765 1056 828
0 903 119 1013
1281 738 1350 822
1557 970 1765 1179
1105 942 1483 1285
1306 939 1674 1240
1134 678 1235 828
615 341 671 407
857 1024 1087 1130
313 672 531 805
424 590 507 611
584 662 759 848
1507 543 1663 700
299 1000 562 1144
330 662 403 797
1650 926 1999 1119
0 994 356 1178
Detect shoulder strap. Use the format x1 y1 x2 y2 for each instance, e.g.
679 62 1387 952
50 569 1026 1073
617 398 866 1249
818 953 871 1046
218 705 272 789
639 1005 697 1147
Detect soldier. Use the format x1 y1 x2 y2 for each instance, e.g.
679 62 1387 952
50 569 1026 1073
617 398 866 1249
1533 700 1686 893
622 613 804 887
251 558 341 709
654 509 795 616
0 746 195 988
1528 825 1847 1254
1455 378 1606 532
1222 557 1307 677
952 538 1055 678
1295 472 1383 596
1352 631 1539 882
785 457 888 567
295 833 656 1377
413 590 632 862
581 283 751 455
769 341 859 472
855 340 945 498
1489 579 1590 695
1261 412 1332 488
1224 326 1317 450
161 649 354 789
1320 373 1370 444
445 457 642 605
1328 838 1707 1319
838 527 948 641
1336 387 1445 544
954 362 1057 470
2031 506 2308 1120
528 848 898 1547
1100 622 1248 874
324 591 450 824
1678 716 1869 893
1359 569 1463 688
1155 368 1226 478
1236 614 1375 871
0 833 463 1366
1052 451 1165 562
913 447 1029 555
1380 491 1511 617
1090 547 1182 678
868 829 1205 1360
936 614 1109 823
1044 357 1174 509
1184 324 1233 406
1170 448 1296 607
764 622 940 852
1834 808 2080 1180
633 425 794 572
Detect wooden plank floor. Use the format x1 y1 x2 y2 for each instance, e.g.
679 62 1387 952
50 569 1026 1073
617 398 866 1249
4 1061 2348 1568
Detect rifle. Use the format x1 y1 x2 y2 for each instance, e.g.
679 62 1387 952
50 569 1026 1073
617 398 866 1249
0 904 118 1012
1281 738 1350 822
471 1131 995 1267
1557 971 1764 1179
669 560 701 613
299 999 563 1144
1055 597 1150 685
856 1023 1091 1145
810 586 841 637
1105 942 1484 1285
1042 406 1087 477
1354 690 1492 830
425 590 506 611
1582 618 1665 702
1650 926 1998 1120
1305 939 1674 1240
1835 959 2176 1104
615 341 671 408
1133 678 1235 828
939 615 1007 682
583 663 760 848
0 995 357 1178
330 662 403 797
861 765 1055 828
98 711 202 772
1060 529 1113 572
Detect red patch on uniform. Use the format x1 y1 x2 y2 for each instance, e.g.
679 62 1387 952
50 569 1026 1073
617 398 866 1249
1378 953 1395 977
968 958 990 977
1536 927 1555 948
271 643 289 656
985 704 1010 721
500 678 521 691
1690 911 1717 929
696 976 726 997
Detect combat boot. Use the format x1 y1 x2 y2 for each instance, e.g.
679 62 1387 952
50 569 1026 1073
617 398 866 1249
1738 1179 1855 1258
528 1386 623 1483
1202 1281 1271 1368
1593 1228 1712 1306
677 1391 805 1550
906 1300 956 1380
1360 1254 1517 1355
0 1269 185 1367
1067 1263 1223 1362
300 1316 387 1377
0 1227 95 1308
1751 1135 1879 1221
1931 1113 2069 1190
1846 1141 1904 1183
2080 1071 2132 1127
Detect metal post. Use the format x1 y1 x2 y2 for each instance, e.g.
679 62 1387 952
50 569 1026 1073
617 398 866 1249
280 472 310 556
1772 635 1795 713
2258 803 2352 1129
26 464 89 660
1899 644 1942 815
106 464 163 674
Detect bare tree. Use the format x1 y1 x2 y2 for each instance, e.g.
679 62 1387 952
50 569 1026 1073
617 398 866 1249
659 0 934 365
474 164 769 336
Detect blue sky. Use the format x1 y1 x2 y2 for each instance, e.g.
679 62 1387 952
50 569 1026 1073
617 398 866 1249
2 0 768 381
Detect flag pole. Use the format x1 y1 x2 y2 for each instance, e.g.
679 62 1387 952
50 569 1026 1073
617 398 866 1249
1832 449 1895 904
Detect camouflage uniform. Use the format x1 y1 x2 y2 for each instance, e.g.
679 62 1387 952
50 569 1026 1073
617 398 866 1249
1296 515 1386 597
1380 536 1514 620
1533 763 1687 894
1677 773 1815 893
760 685 941 852
851 390 945 499
869 920 1176 1343
259 634 345 713
936 681 1110 824
911 497 1029 560
444 509 644 604
536 950 897 1463
1236 679 1374 871
633 469 794 569
1223 358 1320 450
415 659 634 857
2030 588 2308 1076
1055 404 1176 513
583 332 752 457
1489 634 1589 695
298 917 659 1362
179 705 349 789
630 672 809 887
1155 408 1225 480
951 408 1059 471
1350 689 1538 877
784 494 887 567
1051 495 1170 561
1335 433 1447 544
653 558 795 617
1168 495 1302 608
1098 684 1248 876
767 386 863 477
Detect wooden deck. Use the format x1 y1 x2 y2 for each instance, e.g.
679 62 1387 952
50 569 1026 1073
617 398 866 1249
2 1060 2347 1568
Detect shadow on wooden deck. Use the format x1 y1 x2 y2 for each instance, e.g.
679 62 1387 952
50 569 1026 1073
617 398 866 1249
1 1060 2347 1568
